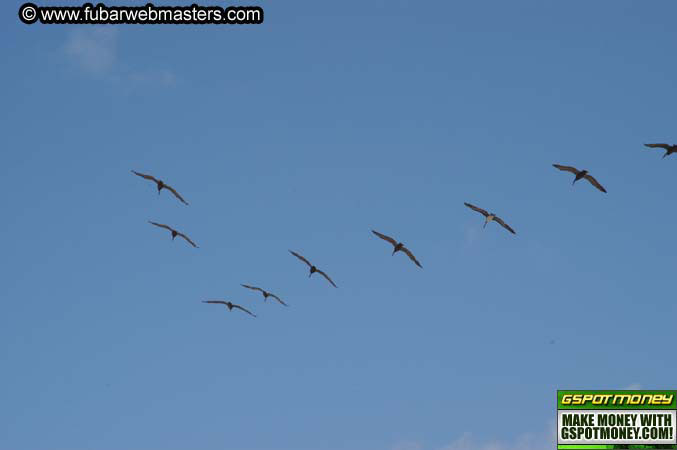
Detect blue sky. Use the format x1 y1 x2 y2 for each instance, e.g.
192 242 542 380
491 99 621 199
2 1 676 449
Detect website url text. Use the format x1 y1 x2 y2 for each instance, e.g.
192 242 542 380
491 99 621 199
19 2 264 25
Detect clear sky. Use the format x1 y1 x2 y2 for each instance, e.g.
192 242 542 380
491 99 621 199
2 1 676 449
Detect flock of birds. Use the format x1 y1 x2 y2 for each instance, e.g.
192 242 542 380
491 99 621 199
131 141 675 318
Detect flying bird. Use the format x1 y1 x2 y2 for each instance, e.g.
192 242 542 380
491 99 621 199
241 284 288 306
644 143 677 159
148 221 198 247
131 170 189 205
464 203 516 234
202 300 256 317
552 165 607 193
289 250 337 288
371 230 422 268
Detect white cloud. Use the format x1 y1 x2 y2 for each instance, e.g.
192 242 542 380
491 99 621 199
393 421 556 450
128 68 178 87
63 27 177 87
64 27 118 75
439 432 543 450
392 442 424 450
624 383 642 390
439 421 556 450
462 223 481 248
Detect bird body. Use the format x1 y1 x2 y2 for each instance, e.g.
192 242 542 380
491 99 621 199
552 165 607 193
148 221 198 247
644 143 677 159
393 242 403 254
202 300 256 317
463 203 516 234
131 170 189 205
371 230 422 268
289 250 337 287
241 284 288 306
573 170 588 184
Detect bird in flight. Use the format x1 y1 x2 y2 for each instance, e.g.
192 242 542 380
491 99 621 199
148 221 198 247
131 170 189 205
241 284 288 306
552 165 607 193
289 250 337 288
371 230 422 268
644 143 677 159
202 300 256 317
464 203 516 234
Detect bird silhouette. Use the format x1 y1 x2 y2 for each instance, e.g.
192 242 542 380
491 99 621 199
644 143 677 159
241 284 288 306
552 165 607 193
131 170 189 205
148 221 198 247
202 300 256 317
464 203 516 234
371 230 422 268
289 250 337 288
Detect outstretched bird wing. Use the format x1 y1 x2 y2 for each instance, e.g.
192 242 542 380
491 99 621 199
371 230 398 246
552 164 580 175
202 300 228 306
289 250 312 267
268 293 288 306
148 221 174 232
164 184 189 205
177 232 198 248
241 284 265 294
316 269 338 288
132 170 159 183
644 143 671 150
464 202 489 217
583 174 607 193
231 303 257 317
401 246 423 268
493 216 516 234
